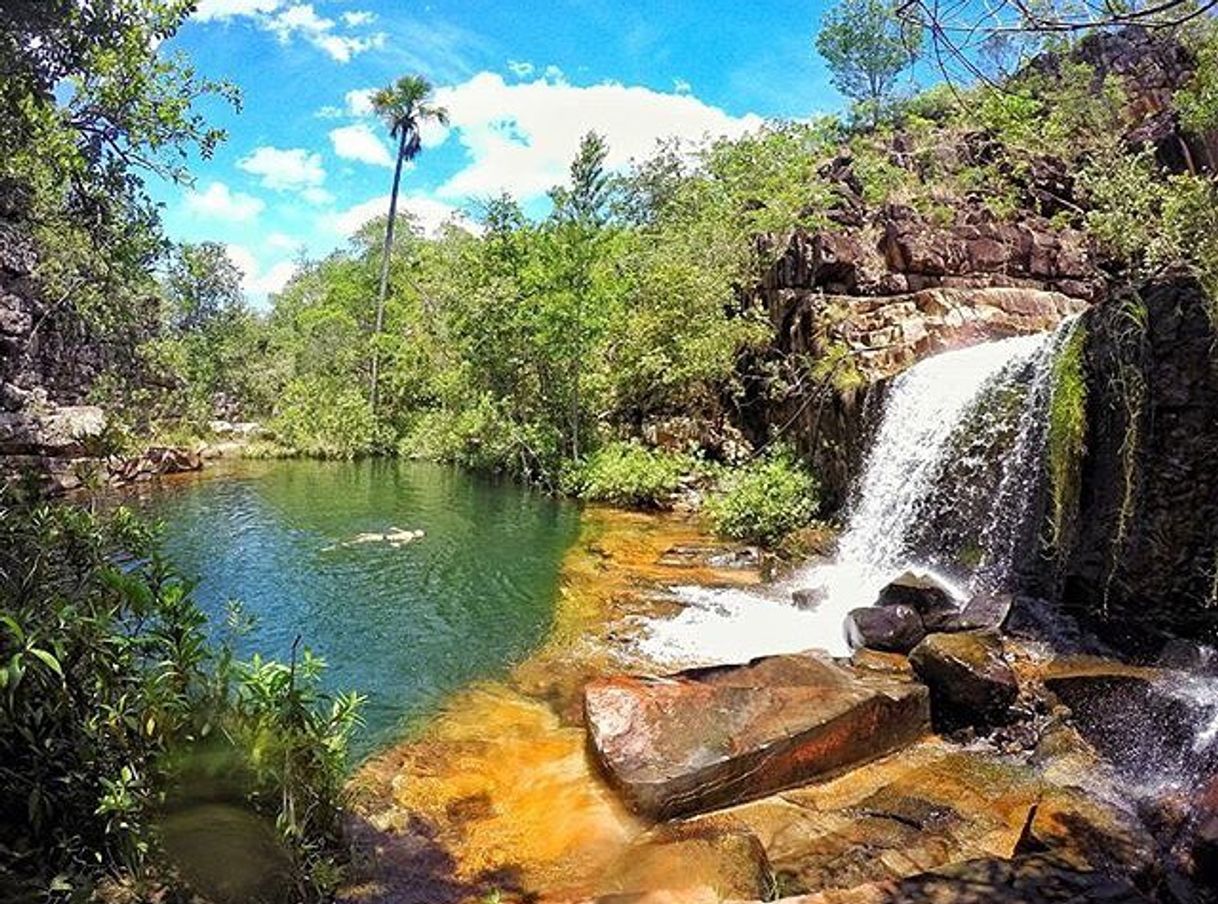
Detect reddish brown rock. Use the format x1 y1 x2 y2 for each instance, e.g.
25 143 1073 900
584 654 930 819
909 632 1018 730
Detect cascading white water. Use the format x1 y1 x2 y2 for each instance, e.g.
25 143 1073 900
636 324 1074 667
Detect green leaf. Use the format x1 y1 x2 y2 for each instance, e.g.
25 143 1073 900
29 648 63 678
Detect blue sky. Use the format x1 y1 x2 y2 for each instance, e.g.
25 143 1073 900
156 0 848 303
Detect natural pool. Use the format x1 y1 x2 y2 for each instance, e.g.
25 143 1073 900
134 459 580 756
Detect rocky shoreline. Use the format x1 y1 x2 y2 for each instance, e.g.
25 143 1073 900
341 508 1218 904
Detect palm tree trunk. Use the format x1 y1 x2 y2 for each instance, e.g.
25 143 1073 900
370 128 409 413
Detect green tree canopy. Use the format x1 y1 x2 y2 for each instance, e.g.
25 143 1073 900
815 0 920 126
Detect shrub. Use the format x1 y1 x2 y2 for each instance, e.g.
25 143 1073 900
569 441 692 508
705 450 820 545
0 492 363 901
272 376 377 459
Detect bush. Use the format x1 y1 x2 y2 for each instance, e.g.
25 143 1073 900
569 441 692 508
272 376 377 459
705 450 819 545
0 492 363 901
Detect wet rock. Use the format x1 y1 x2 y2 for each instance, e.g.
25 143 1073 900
850 649 914 678
1024 786 1157 880
845 605 926 654
1157 638 1218 674
1191 775 1218 885
584 654 930 819
762 854 1152 903
1041 657 1216 780
875 571 959 631
598 826 771 903
952 591 1013 632
791 587 826 610
909 632 1018 730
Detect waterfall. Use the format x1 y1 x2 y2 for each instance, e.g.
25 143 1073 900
636 322 1076 666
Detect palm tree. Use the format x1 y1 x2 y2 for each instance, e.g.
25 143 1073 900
368 75 449 413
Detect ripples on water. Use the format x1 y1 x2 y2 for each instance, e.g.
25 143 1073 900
135 459 578 756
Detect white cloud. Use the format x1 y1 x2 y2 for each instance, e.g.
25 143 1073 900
193 0 281 21
301 186 336 205
265 232 301 250
543 65 565 82
507 60 535 78
329 123 393 167
184 181 265 222
197 1 384 62
674 78 693 95
324 195 470 238
226 244 298 300
431 73 764 201
237 146 325 191
345 88 376 116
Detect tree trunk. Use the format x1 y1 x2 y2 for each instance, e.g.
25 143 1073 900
370 128 409 414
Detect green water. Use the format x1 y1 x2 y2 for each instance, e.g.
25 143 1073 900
136 459 579 756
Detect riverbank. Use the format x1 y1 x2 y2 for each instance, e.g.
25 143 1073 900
338 506 1197 904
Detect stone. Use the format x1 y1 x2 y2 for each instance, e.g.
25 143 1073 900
875 571 960 631
598 827 771 903
108 446 203 484
844 605 926 654
584 654 930 819
791 587 826 610
0 405 106 456
1191 775 1218 885
1042 656 1216 780
1156 638 1218 674
928 591 1014 634
909 632 1018 730
754 855 1152 904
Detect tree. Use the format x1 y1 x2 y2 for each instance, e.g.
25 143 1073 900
815 0 920 127
548 132 616 460
368 75 449 414
164 242 244 333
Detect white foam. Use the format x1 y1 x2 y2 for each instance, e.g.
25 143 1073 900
634 330 1065 666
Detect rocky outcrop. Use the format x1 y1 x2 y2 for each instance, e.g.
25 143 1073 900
1040 275 1218 646
744 214 1091 507
584 654 930 819
1039 26 1218 175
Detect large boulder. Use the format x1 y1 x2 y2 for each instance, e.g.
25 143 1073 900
909 632 1018 730
1042 656 1217 781
875 571 960 631
584 654 930 819
844 605 926 654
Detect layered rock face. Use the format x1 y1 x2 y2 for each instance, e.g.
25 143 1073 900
0 182 128 488
744 214 1091 508
1044 275 1218 646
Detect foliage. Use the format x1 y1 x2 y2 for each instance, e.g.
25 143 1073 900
705 450 820 545
568 442 693 508
1046 322 1087 548
273 376 378 459
0 493 362 901
1178 21 1218 136
815 0 921 127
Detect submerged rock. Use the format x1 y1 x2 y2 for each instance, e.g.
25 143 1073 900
599 826 771 902
909 631 1018 730
844 605 926 653
584 654 930 819
791 587 827 611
